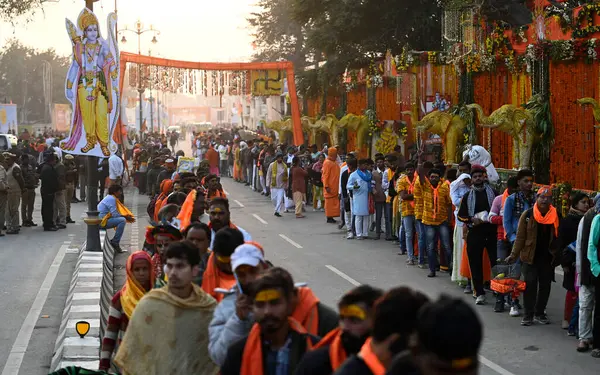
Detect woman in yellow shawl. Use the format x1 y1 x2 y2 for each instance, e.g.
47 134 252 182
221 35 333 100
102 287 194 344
99 251 154 372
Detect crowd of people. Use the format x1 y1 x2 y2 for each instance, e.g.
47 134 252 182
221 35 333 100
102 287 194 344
204 134 600 358
12 125 591 373
70 129 486 375
0 134 126 234
113 128 600 365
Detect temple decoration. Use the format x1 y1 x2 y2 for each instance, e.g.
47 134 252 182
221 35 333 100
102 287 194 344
401 110 466 165
577 97 600 124
61 8 120 157
338 114 371 152
467 101 539 170
375 123 400 155
309 114 338 146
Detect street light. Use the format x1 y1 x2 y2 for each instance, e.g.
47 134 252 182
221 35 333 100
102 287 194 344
118 20 160 136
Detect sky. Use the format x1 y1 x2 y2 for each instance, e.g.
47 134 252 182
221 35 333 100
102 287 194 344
0 0 258 62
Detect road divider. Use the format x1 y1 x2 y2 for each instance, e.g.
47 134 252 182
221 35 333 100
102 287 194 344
252 214 268 225
279 234 303 249
49 231 108 372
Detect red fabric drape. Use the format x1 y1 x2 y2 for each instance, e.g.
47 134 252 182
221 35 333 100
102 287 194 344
549 60 599 190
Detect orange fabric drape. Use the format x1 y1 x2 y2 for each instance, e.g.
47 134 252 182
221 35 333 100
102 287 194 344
375 86 399 121
200 253 236 302
347 88 367 115
292 287 320 336
475 71 530 169
241 318 310 375
460 242 492 282
313 327 347 370
549 60 599 190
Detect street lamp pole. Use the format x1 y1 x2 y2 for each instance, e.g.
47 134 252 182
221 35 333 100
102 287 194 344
84 0 102 252
118 21 160 138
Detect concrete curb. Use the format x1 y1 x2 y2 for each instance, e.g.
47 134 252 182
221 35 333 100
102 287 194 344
50 231 108 371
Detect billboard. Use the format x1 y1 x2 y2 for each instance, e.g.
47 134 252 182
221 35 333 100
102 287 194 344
53 103 72 132
0 104 18 134
60 8 120 157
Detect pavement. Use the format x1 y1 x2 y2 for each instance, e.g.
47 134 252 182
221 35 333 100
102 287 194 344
0 193 90 375
218 177 599 375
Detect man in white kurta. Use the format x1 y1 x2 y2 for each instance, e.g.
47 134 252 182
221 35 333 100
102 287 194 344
266 153 288 217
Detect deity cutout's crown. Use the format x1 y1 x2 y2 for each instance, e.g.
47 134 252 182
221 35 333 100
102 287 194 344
78 8 99 32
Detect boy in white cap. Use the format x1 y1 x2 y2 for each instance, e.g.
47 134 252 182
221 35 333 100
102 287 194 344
208 242 269 366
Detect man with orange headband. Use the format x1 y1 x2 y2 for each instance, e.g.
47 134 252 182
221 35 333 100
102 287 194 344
209 242 270 366
322 147 341 224
100 251 154 372
335 287 429 375
295 285 383 375
220 267 321 375
506 187 561 326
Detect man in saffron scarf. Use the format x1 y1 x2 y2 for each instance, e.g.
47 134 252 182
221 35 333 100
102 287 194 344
457 165 498 305
220 267 321 375
322 147 341 224
100 251 154 372
335 287 430 375
266 152 288 217
506 187 561 326
205 174 227 200
98 184 135 252
209 242 270 366
152 179 173 223
176 188 210 231
207 197 251 247
295 285 384 375
115 241 218 374
202 227 246 301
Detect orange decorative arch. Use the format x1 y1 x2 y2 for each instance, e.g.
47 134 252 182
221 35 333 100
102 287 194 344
116 52 303 145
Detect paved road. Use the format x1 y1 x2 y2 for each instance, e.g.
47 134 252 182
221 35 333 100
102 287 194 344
0 193 89 375
219 178 599 375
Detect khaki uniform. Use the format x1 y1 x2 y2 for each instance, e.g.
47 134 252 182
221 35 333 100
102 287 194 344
6 164 23 232
0 165 7 234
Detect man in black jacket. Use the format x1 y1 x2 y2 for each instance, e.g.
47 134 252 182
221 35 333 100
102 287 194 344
294 285 383 375
39 151 59 231
334 287 429 375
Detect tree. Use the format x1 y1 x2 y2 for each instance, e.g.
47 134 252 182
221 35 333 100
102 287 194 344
0 39 70 123
249 0 444 97
247 0 307 68
0 0 43 22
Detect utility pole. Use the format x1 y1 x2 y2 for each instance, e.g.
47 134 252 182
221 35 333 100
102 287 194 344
84 0 102 253
119 20 160 137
